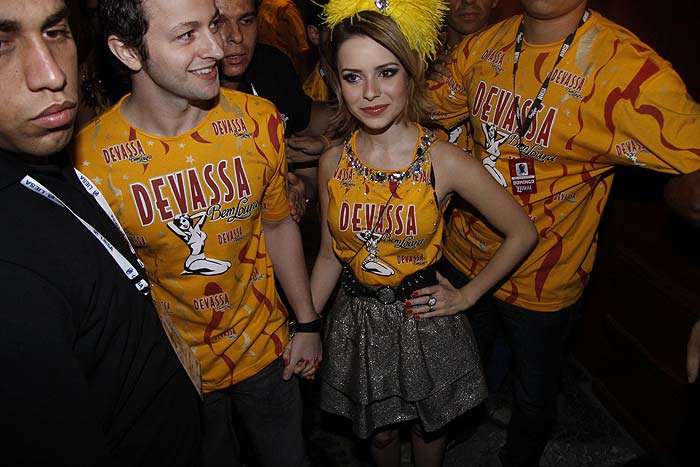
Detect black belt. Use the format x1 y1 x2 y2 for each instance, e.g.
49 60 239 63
341 263 438 305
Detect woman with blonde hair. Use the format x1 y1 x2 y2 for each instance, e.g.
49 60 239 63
308 1 538 465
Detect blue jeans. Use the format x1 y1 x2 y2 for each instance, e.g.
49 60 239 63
440 258 581 467
200 358 309 467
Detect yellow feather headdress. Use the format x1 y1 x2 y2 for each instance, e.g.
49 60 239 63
322 0 449 64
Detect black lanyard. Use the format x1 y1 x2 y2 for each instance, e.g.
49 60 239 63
512 10 590 141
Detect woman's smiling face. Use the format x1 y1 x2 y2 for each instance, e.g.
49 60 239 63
336 34 409 133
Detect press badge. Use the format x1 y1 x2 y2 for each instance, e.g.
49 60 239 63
509 158 537 195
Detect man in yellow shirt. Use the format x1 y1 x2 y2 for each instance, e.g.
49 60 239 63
72 0 321 465
432 0 500 152
445 0 498 43
301 0 333 104
428 0 700 465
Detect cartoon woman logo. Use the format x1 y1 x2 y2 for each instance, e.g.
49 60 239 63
447 125 463 145
356 230 395 277
167 213 231 276
481 122 509 187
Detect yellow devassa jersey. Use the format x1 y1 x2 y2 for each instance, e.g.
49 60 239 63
72 89 291 392
303 61 333 103
327 127 447 287
428 11 700 311
430 37 473 153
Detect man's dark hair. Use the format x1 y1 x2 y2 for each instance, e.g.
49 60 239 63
99 0 149 63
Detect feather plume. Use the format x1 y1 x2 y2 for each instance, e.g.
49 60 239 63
322 0 448 63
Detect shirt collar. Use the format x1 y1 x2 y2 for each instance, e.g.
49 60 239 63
0 148 68 191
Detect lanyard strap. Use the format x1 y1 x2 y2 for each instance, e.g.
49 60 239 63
512 9 590 140
21 169 151 296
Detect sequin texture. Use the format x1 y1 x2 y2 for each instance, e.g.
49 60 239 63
343 130 433 184
320 290 487 438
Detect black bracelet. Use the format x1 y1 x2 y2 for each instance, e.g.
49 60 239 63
290 317 323 334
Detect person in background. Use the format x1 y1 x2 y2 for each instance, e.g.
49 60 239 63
302 0 333 104
257 0 315 80
445 0 498 50
428 0 700 465
0 0 200 464
430 0 499 151
72 0 322 465
68 0 130 126
217 0 336 210
310 1 538 466
434 0 515 437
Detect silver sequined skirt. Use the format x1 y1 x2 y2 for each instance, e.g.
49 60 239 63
320 289 487 439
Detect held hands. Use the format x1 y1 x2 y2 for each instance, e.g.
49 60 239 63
403 272 476 319
687 319 700 383
282 332 322 381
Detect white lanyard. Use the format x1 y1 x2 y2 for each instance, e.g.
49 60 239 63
21 168 151 296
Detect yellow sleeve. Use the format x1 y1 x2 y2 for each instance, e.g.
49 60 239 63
261 109 290 222
612 66 700 174
426 38 474 131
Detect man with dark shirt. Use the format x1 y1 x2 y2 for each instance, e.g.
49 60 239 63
216 0 335 209
233 43 315 137
217 0 313 133
0 1 200 464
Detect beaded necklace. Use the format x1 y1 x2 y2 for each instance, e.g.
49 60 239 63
342 128 436 267
343 129 435 184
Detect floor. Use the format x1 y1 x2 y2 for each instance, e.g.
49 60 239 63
305 358 650 467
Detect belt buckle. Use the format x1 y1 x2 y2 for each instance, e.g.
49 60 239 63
375 286 396 305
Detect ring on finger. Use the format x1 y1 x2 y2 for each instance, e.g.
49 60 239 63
427 296 437 307
428 305 433 312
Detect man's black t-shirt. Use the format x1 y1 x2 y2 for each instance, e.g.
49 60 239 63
238 43 313 135
0 150 200 466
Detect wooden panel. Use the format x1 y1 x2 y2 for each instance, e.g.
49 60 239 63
575 168 700 457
